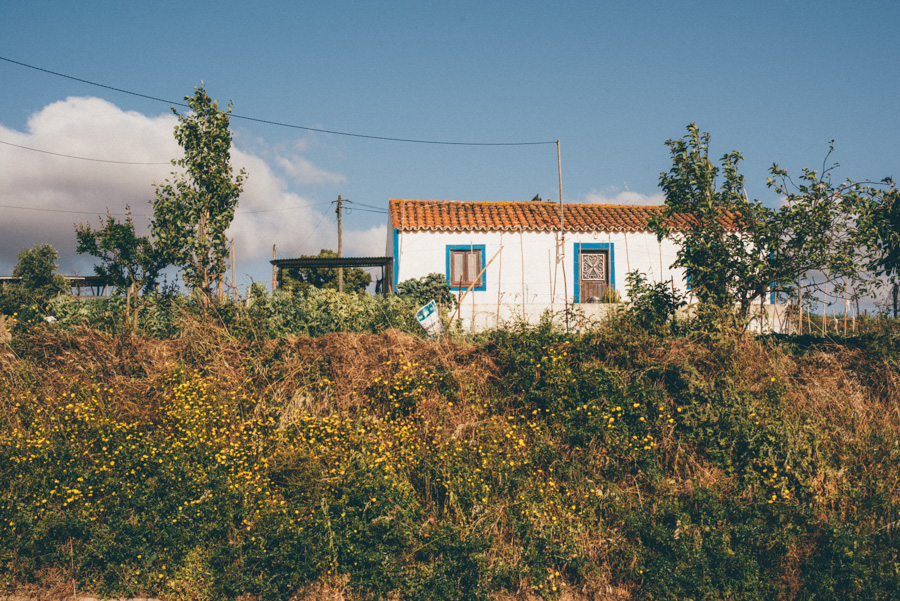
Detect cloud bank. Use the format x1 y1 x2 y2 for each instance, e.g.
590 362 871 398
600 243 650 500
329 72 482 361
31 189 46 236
0 97 383 290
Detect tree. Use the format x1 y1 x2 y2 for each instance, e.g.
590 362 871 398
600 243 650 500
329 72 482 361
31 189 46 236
855 180 900 315
650 124 876 326
151 86 246 304
76 207 168 325
649 124 778 322
12 244 67 301
278 249 372 293
0 244 67 319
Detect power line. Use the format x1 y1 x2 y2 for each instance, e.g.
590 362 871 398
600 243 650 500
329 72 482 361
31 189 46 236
0 201 334 217
1 55 556 147
283 212 331 257
0 140 171 165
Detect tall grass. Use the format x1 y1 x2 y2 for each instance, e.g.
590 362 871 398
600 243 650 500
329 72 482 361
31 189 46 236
1 310 898 599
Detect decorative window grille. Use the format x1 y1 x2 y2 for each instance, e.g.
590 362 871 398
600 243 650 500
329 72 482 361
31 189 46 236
581 252 607 282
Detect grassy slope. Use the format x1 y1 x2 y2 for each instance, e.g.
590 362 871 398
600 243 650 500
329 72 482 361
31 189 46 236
1 318 898 600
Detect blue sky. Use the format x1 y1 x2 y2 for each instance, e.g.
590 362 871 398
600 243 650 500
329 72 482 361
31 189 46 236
1 0 897 292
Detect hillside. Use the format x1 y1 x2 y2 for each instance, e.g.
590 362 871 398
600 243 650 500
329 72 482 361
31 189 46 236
1 318 898 600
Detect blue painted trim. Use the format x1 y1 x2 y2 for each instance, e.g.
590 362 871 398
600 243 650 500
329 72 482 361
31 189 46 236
573 242 614 303
446 244 487 291
392 228 399 290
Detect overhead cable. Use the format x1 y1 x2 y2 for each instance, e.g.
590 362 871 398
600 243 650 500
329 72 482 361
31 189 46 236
0 140 171 165
1 55 556 147
1 201 334 218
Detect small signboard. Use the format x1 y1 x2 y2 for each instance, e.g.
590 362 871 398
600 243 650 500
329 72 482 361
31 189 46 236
415 300 443 338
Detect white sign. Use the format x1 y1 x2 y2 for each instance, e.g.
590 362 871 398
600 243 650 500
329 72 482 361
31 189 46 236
415 300 443 338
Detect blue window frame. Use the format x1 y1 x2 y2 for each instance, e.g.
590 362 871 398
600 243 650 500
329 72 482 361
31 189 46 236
446 244 487 291
573 242 614 303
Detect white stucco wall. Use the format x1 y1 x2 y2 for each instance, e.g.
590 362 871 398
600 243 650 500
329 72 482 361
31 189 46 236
389 228 688 307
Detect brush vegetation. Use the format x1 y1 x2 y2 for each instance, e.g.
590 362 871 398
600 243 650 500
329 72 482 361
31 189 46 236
1 297 899 601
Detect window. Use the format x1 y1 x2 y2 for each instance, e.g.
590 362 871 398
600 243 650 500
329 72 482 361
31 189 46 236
447 245 485 290
574 242 615 303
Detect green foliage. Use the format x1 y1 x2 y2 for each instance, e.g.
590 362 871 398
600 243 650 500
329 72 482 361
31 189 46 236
856 181 900 315
625 270 685 332
278 249 371 294
151 87 246 304
44 287 424 340
651 124 890 327
396 272 457 311
75 208 166 294
3 316 900 599
0 245 67 326
11 244 67 301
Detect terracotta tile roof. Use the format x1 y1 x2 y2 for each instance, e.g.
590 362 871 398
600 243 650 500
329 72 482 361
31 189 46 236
389 199 699 233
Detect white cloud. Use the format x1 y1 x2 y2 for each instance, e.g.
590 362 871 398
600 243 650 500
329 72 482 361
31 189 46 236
344 224 391 257
582 188 665 206
274 153 346 186
0 96 348 290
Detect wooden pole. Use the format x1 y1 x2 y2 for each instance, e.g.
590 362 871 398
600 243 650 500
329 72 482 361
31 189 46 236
336 195 344 293
557 140 568 328
272 244 277 291
231 236 236 301
520 231 526 321
451 247 504 326
496 236 503 328
624 231 632 273
548 248 554 313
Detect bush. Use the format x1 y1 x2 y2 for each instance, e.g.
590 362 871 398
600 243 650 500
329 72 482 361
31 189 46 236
625 270 686 333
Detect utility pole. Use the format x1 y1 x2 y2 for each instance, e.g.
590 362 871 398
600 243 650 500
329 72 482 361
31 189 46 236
334 195 346 293
272 244 277 291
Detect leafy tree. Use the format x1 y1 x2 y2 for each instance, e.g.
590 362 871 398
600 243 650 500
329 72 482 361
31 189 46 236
76 207 168 326
396 273 457 310
0 244 67 322
650 124 879 326
766 147 890 310
278 249 372 293
12 244 67 301
855 180 900 315
649 124 779 322
151 86 246 305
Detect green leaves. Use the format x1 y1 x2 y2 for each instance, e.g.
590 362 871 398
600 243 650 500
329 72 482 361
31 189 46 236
279 249 373 294
151 87 246 304
75 208 166 294
652 124 894 327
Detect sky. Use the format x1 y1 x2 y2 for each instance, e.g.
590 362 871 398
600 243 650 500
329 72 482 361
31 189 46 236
1 0 898 294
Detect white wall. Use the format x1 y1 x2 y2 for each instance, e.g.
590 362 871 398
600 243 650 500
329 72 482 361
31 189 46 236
392 228 688 307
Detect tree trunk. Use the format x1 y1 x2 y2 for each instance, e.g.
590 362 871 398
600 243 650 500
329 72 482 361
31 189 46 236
893 281 898 319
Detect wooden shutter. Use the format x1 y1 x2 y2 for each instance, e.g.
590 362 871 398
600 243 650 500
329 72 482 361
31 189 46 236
450 249 483 287
451 251 465 286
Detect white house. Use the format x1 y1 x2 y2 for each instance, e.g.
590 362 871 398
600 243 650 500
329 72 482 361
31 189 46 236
387 198 709 330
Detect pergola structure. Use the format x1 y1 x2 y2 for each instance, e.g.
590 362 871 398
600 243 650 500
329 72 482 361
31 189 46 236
270 256 394 294
0 275 110 297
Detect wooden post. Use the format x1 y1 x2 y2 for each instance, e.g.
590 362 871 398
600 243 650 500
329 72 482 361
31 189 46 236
497 237 503 328
231 237 236 301
520 231 526 321
336 195 344 293
272 244 277 291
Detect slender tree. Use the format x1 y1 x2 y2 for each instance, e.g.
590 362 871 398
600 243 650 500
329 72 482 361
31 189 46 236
152 86 246 305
